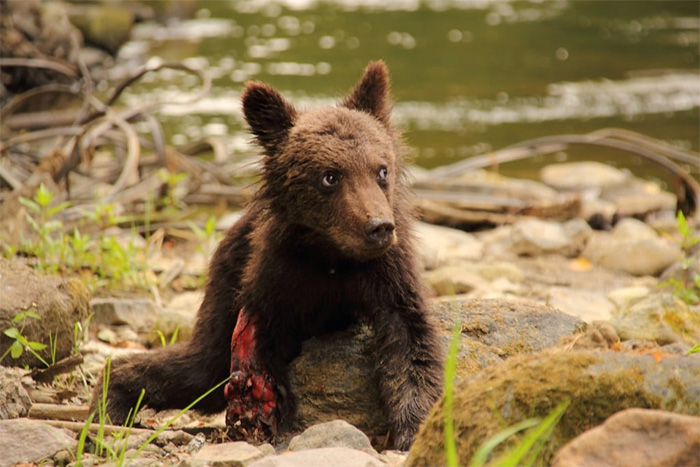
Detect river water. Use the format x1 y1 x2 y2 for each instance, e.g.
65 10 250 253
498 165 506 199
120 0 699 183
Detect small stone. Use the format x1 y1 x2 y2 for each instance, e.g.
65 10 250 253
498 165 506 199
552 409 700 467
249 447 384 467
187 432 207 454
193 441 264 467
288 420 378 457
0 419 76 467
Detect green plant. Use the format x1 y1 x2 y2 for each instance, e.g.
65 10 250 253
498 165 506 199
156 325 180 347
75 357 230 466
18 183 72 272
189 215 221 258
659 211 700 305
1 308 49 367
13 185 156 293
470 400 570 467
157 169 189 211
688 343 700 355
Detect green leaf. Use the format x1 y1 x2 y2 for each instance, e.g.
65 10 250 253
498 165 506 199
688 344 700 355
470 418 541 467
4 327 20 339
23 311 41 320
28 341 47 351
35 183 54 207
18 196 41 213
48 201 72 217
10 340 23 359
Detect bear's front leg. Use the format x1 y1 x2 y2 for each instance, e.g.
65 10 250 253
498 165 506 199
374 306 445 450
224 309 278 443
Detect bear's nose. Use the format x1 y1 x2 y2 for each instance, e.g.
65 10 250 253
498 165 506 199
364 216 395 246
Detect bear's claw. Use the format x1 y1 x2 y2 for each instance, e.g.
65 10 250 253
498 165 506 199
224 309 278 443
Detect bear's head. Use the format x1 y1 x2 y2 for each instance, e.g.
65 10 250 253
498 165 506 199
242 61 407 262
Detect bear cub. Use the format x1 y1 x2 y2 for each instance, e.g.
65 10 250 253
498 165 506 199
93 61 444 450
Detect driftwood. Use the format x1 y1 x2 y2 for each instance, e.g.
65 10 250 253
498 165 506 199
419 131 699 223
29 354 84 383
29 403 90 422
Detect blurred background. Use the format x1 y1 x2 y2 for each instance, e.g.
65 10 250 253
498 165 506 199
115 0 699 183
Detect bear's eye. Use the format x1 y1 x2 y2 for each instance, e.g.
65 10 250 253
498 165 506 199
377 167 388 182
322 172 339 188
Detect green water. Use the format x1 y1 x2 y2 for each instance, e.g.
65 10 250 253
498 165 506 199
123 0 699 182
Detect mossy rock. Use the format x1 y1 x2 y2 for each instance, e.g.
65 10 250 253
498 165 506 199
407 350 700 466
0 259 90 368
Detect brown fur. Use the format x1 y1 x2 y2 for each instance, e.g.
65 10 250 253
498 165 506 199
92 61 444 450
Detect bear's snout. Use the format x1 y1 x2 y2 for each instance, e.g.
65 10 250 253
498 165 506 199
364 216 396 248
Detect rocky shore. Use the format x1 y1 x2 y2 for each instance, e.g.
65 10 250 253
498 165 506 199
1 159 699 466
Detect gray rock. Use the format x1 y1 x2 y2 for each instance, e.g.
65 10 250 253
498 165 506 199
193 441 265 467
290 326 389 438
407 350 700 467
582 218 683 276
506 218 592 257
432 298 585 376
0 259 90 368
540 161 629 191
552 409 700 467
288 420 378 457
611 293 700 346
414 221 483 270
249 447 383 467
0 366 31 419
90 298 158 334
0 418 76 467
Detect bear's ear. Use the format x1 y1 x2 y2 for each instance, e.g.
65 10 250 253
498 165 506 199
342 60 392 126
242 82 297 154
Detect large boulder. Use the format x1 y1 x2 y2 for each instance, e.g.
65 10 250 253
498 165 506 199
0 259 90 368
289 299 583 438
407 350 700 466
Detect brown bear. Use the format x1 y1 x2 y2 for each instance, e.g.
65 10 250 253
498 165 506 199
93 61 444 450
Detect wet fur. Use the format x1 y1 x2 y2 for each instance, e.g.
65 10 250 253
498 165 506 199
93 61 444 450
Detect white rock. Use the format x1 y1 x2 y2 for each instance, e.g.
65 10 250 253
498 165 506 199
582 219 682 276
288 420 378 457
547 287 614 322
507 218 592 257
540 161 629 191
414 221 483 270
607 286 651 310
